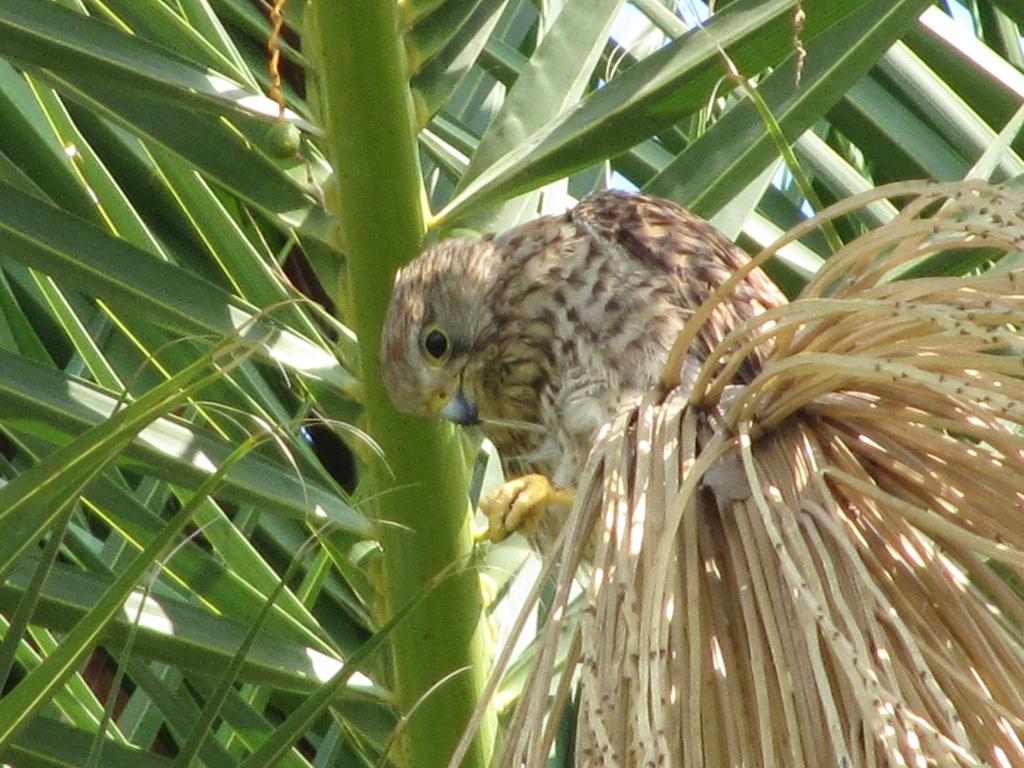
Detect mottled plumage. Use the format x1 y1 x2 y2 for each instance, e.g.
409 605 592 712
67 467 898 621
380 191 785 541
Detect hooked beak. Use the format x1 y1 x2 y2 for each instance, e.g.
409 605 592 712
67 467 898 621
435 388 480 426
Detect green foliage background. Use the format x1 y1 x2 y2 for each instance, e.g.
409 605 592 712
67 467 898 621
0 0 1020 766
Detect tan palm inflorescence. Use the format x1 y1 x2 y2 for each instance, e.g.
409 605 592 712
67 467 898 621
497 180 1024 767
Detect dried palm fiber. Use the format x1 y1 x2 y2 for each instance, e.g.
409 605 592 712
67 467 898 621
464 179 1024 768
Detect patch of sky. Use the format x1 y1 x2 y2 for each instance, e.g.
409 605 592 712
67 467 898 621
945 0 975 32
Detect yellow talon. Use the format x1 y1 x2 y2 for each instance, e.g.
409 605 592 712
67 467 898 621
479 474 576 543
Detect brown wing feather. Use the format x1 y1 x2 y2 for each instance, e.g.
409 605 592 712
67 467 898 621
572 190 786 382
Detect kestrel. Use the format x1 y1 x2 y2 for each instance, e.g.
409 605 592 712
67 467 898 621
380 191 785 544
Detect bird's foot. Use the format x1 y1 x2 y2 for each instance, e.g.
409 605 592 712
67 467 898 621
480 474 575 543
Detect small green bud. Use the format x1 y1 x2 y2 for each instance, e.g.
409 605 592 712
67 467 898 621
266 121 301 158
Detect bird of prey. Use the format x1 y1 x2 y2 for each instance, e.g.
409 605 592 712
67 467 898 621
380 191 784 545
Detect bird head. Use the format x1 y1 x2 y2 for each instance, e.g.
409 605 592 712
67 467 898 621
380 238 499 426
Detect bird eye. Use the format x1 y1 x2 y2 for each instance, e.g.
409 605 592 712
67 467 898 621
422 326 450 362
